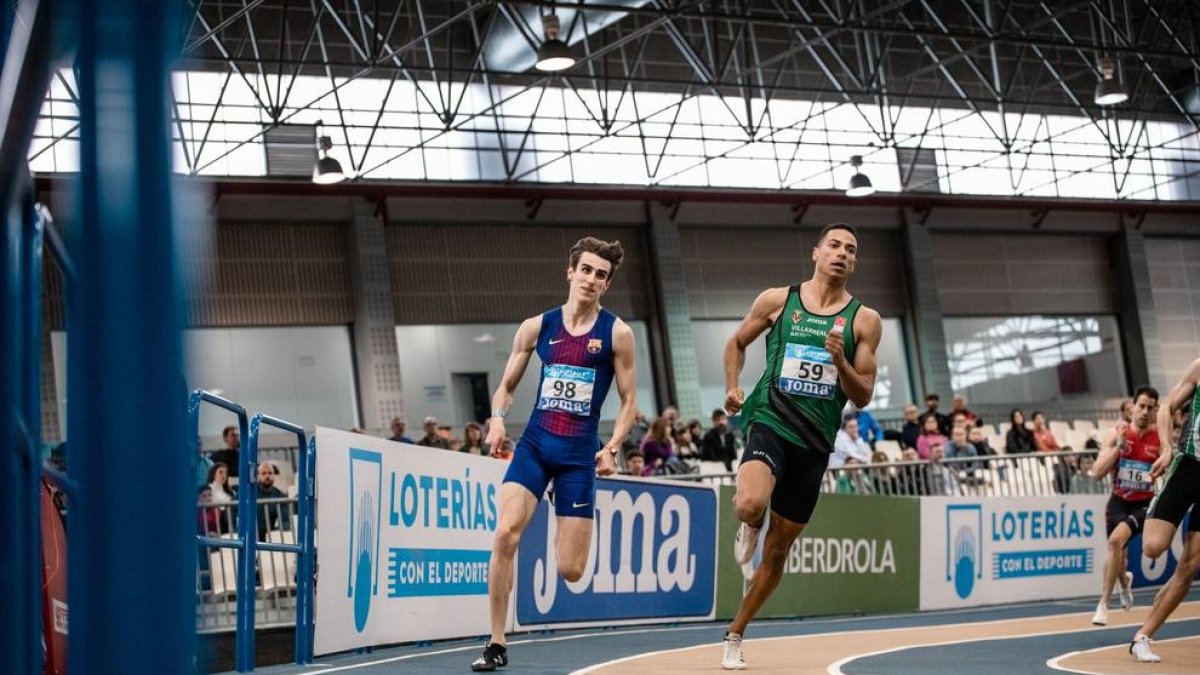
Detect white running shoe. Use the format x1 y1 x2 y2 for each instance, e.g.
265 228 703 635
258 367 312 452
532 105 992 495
1119 571 1134 610
1091 602 1108 626
1130 635 1161 663
721 632 746 670
733 521 760 565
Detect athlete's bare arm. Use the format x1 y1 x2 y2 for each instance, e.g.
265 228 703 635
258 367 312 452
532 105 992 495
485 316 542 455
1092 426 1123 478
723 287 789 414
1152 357 1200 478
596 320 638 475
827 306 881 409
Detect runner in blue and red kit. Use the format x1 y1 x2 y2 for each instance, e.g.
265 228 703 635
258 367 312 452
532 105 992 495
471 237 638 672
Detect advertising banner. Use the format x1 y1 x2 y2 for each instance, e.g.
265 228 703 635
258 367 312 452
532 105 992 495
919 495 1107 610
514 476 718 629
715 489 921 619
314 428 508 655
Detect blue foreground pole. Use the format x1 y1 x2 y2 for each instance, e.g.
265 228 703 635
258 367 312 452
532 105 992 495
68 1 194 673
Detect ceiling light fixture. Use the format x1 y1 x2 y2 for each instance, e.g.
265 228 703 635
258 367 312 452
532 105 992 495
845 155 875 197
535 14 575 72
1094 57 1128 106
312 120 346 184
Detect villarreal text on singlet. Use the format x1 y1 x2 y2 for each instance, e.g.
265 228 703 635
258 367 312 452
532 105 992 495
1112 426 1161 502
527 307 618 438
740 287 860 453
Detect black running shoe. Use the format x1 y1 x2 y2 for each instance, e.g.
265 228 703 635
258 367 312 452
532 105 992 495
470 642 508 671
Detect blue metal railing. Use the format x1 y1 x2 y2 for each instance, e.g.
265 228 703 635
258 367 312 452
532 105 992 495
189 390 253 672
191 390 317 671
245 413 316 666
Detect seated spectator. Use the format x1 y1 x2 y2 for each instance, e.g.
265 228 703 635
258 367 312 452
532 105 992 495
900 404 922 450
493 438 514 461
417 416 451 449
892 448 929 496
1053 448 1076 494
946 426 982 477
852 404 884 448
686 419 705 446
1120 399 1134 424
197 486 220 536
641 417 675 475
1071 453 1106 494
388 417 413 444
968 426 999 456
207 462 236 504
626 411 650 453
925 444 959 496
1005 409 1036 454
1031 412 1061 452
702 409 738 471
921 393 950 435
831 417 871 468
256 461 290 534
196 438 214 489
623 449 646 477
460 422 486 456
951 395 977 425
211 425 241 478
836 457 874 494
673 425 700 461
949 411 971 434
915 415 949 460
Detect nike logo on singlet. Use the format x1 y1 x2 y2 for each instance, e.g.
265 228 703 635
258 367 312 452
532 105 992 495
549 338 566 344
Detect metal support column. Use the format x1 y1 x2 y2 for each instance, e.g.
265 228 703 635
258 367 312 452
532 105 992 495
68 1 195 673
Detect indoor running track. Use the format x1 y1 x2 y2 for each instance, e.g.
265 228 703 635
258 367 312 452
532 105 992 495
243 588 1200 675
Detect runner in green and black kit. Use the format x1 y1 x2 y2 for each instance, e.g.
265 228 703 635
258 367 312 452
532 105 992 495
718 223 882 671
1128 357 1200 664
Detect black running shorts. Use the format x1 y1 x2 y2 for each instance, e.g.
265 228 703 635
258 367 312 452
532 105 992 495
1148 454 1200 532
1105 494 1151 538
741 423 829 524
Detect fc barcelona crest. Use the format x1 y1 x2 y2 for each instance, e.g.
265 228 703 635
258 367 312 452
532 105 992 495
791 309 802 324
587 338 603 354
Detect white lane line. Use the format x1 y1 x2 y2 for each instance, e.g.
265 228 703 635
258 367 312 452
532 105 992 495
1045 635 1198 674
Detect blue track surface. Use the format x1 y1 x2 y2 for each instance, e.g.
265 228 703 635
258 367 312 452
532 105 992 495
240 588 1199 674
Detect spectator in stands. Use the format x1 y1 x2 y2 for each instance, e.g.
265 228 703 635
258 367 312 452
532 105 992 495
970 424 1007 481
900 404 922 450
256 461 289 534
832 417 871 468
835 457 874 494
207 462 236 504
388 417 413 444
493 438 514 461
926 443 959 496
686 419 704 445
662 405 680 430
703 409 739 472
196 437 213 489
641 417 675 475
197 486 220 536
1005 409 1036 454
1120 399 1134 424
916 415 949 460
211 426 241 478
1031 411 1061 452
893 448 928 496
460 422 487 456
1053 449 1076 494
673 425 700 461
951 395 977 425
950 411 971 433
417 416 451 449
1071 453 1106 494
921 393 951 435
852 404 884 448
1172 407 1189 447
947 425 982 478
626 411 650 453
623 449 646 477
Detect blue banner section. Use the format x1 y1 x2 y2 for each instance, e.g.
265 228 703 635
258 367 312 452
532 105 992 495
515 478 717 626
387 548 490 597
992 549 1092 579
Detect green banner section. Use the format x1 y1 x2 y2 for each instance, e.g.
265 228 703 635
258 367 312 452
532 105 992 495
716 487 920 619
